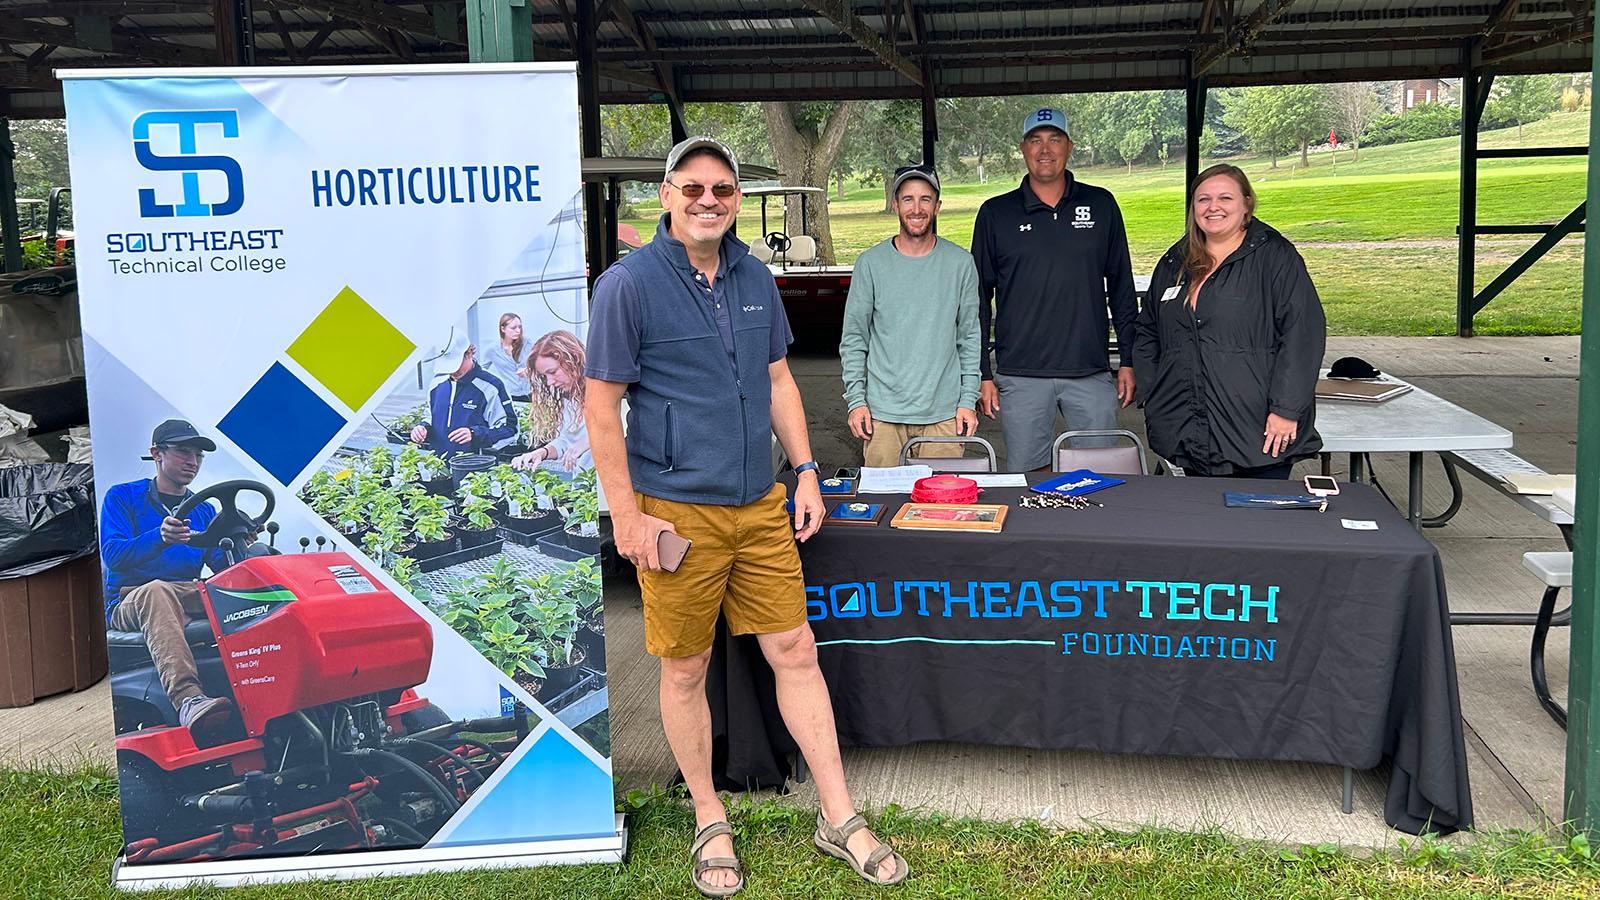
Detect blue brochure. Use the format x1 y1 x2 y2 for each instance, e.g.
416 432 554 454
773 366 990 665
1031 470 1125 498
1223 492 1327 510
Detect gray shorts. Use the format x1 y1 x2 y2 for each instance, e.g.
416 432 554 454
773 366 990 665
995 371 1118 470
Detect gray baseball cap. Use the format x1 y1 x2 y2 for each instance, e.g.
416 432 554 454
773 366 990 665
891 165 940 198
664 135 739 181
1021 107 1070 140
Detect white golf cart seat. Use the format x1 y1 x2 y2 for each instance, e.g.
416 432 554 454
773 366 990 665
749 239 775 264
780 235 818 265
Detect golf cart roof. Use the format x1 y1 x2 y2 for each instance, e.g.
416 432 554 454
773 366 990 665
742 186 827 197
582 156 779 183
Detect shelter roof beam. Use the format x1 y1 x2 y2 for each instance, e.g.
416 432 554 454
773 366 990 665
286 0 464 45
0 13 214 65
1195 0 1296 76
1481 11 1592 63
794 0 922 84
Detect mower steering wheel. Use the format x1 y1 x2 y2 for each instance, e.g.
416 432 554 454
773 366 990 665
172 480 276 549
763 232 792 254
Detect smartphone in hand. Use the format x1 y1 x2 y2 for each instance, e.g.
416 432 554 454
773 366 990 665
656 531 692 573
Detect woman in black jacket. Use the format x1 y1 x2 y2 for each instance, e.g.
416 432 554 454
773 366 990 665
1131 164 1326 478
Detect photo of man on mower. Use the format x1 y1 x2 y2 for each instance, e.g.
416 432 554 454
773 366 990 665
102 419 524 864
101 419 242 743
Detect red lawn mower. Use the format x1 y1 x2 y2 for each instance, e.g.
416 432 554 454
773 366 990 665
109 479 516 864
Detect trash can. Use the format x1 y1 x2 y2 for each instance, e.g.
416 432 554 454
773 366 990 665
0 463 105 707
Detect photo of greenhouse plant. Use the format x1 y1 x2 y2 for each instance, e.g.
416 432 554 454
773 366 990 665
297 246 606 745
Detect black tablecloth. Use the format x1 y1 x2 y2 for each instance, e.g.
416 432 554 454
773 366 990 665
709 474 1472 835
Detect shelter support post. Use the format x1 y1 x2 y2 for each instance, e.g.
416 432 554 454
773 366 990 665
0 112 19 274
1564 3 1600 838
466 0 533 63
921 62 937 168
667 94 688 144
1184 60 1206 208
604 177 619 267
1457 57 1490 337
214 0 255 65
577 0 605 282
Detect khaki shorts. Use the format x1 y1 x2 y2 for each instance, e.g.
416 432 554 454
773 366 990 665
635 484 807 658
862 416 964 468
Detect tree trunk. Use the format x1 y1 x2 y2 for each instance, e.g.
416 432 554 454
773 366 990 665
760 101 857 265
1300 139 1309 169
1353 137 1360 162
835 171 845 200
1269 150 1278 169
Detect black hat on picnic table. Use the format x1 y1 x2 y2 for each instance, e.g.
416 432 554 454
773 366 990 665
1328 357 1382 379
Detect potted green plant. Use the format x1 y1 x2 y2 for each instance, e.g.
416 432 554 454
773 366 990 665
566 558 605 665
387 403 429 445
439 585 545 696
496 470 562 544
516 573 587 697
536 469 601 561
386 554 430 605
405 493 456 562
454 493 501 551
364 444 395 480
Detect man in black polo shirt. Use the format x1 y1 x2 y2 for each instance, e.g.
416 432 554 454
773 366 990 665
971 107 1138 470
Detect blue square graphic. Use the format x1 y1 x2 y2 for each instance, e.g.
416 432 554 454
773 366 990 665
219 362 347 484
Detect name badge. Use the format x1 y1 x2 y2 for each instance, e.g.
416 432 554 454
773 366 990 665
1159 285 1182 303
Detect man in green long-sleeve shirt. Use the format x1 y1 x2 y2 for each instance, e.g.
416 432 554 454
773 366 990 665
839 165 982 468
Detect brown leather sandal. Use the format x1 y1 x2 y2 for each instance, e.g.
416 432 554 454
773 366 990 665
813 812 909 886
690 821 744 898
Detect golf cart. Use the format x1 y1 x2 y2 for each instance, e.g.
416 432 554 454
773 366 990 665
743 186 853 338
109 478 514 863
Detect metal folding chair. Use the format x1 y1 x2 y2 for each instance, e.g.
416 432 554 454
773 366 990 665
898 436 998 473
1051 429 1150 475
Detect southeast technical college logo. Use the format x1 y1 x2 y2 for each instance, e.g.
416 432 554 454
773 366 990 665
133 110 244 218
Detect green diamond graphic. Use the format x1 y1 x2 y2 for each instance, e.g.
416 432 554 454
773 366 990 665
287 286 414 411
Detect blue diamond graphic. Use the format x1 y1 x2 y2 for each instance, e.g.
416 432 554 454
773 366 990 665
219 362 346 484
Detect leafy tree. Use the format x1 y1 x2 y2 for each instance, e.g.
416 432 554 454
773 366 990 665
940 95 1040 183
599 104 671 158
838 100 924 212
1488 74 1561 141
760 102 857 264
1221 85 1331 169
1328 82 1381 161
8 120 70 230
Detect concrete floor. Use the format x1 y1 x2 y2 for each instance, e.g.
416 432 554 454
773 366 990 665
1 336 1582 848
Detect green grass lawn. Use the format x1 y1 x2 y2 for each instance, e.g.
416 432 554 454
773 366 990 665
7 767 1600 899
626 110 1590 336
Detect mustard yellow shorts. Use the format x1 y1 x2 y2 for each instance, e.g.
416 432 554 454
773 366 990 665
635 483 807 658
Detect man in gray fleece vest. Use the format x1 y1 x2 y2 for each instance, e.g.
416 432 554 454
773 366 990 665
839 165 981 467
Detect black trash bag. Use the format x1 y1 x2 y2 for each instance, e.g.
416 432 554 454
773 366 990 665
0 463 95 579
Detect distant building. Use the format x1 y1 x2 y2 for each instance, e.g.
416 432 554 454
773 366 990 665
1394 78 1455 111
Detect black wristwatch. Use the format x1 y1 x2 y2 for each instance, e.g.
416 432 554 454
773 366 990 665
793 461 820 477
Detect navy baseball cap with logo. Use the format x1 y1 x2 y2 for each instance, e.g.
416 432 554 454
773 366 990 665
1021 107 1070 140
150 419 216 452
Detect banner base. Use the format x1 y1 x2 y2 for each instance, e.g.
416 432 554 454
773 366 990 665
111 815 628 891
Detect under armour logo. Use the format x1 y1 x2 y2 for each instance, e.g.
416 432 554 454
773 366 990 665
1018 223 1032 232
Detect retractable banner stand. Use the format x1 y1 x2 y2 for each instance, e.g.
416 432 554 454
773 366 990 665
60 64 624 889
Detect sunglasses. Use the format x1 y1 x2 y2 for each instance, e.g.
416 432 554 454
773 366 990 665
667 179 737 199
